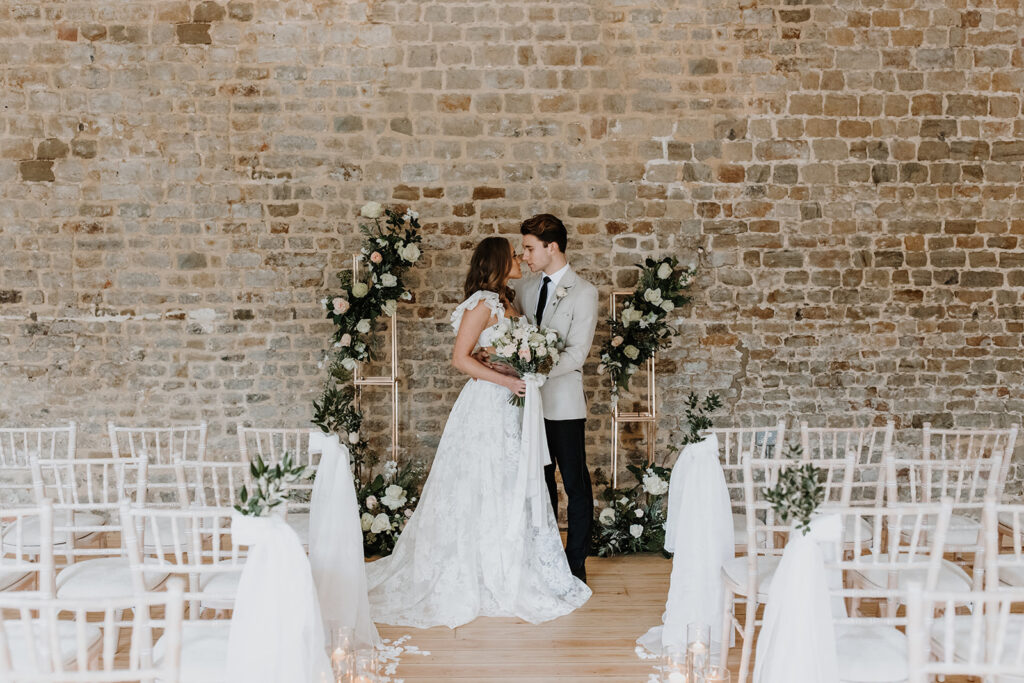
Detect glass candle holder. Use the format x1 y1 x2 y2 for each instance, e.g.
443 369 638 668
699 664 731 682
661 645 687 683
686 623 711 679
329 624 356 681
353 648 380 682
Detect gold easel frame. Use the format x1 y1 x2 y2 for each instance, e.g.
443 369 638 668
352 255 399 461
610 290 656 488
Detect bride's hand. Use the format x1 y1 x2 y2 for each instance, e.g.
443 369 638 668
503 376 526 398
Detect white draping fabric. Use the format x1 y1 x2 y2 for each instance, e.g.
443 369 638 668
308 432 380 648
638 434 734 652
753 513 843 683
505 373 551 539
226 512 332 682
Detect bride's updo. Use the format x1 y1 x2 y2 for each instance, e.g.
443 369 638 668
464 236 516 304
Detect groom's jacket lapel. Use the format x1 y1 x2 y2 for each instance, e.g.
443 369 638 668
541 267 576 323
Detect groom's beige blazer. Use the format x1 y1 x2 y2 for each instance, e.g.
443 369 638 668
513 267 599 421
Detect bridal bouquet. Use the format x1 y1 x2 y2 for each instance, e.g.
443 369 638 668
488 318 564 406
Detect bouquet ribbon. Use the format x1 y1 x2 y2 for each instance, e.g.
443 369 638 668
507 373 552 538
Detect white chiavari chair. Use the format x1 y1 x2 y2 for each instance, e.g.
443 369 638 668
173 459 251 509
108 422 208 504
123 505 244 682
800 420 893 506
0 578 184 681
718 453 854 681
30 456 167 600
1 424 76 552
824 501 953 682
922 422 1018 500
907 582 1024 683
701 421 786 552
0 501 54 595
237 426 318 546
885 455 1001 590
987 498 1024 588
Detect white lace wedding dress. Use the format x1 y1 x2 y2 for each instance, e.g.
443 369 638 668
365 290 591 628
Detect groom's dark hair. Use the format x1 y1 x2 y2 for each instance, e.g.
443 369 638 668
520 214 567 254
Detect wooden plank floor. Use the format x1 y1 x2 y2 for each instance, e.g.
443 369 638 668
377 553 672 682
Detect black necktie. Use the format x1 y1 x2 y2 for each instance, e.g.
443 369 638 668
535 276 551 325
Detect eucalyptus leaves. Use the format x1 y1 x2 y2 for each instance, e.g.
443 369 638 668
599 256 696 398
234 452 311 518
764 452 825 535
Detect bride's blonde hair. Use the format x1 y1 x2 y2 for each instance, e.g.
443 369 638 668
464 236 516 305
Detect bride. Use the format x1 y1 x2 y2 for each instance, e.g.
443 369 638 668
365 236 591 629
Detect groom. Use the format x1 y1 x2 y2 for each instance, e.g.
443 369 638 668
513 214 599 584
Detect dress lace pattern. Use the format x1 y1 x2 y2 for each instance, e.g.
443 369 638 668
365 291 591 628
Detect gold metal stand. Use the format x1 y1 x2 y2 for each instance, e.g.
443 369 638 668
351 255 400 461
610 291 656 488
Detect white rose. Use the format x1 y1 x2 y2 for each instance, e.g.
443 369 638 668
382 299 397 317
348 431 360 444
618 496 629 505
621 307 638 326
598 508 616 525
380 273 398 288
624 345 640 360
360 201 384 219
355 318 371 334
381 484 407 510
404 508 413 517
364 495 377 510
351 282 369 298
341 357 357 371
629 524 644 538
642 474 669 496
661 300 675 313
634 509 644 518
657 262 672 279
370 513 391 534
643 288 663 306
360 512 374 531
536 345 547 357
400 243 421 262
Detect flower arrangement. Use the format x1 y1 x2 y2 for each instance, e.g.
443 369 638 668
592 464 672 557
763 445 823 535
357 459 425 557
591 391 722 557
599 256 696 397
234 452 312 518
311 202 427 555
488 318 564 406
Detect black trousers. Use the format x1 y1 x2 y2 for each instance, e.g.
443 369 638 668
543 418 593 572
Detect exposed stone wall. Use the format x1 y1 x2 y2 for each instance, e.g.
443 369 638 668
1 0 1022 492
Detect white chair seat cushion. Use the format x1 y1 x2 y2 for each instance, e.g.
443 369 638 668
929 613 1024 681
1001 564 1024 587
2 511 105 550
845 516 874 544
836 624 908 682
721 555 781 600
1 619 103 671
155 620 229 681
286 511 309 546
898 513 980 547
0 568 30 592
56 557 166 599
141 515 190 551
198 560 244 608
856 555 972 593
998 510 1018 529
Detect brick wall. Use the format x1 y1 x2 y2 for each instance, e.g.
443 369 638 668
1 0 1022 492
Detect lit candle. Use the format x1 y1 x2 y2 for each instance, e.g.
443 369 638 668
686 640 708 678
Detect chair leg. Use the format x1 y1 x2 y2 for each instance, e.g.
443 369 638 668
719 588 733 670
738 597 757 682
